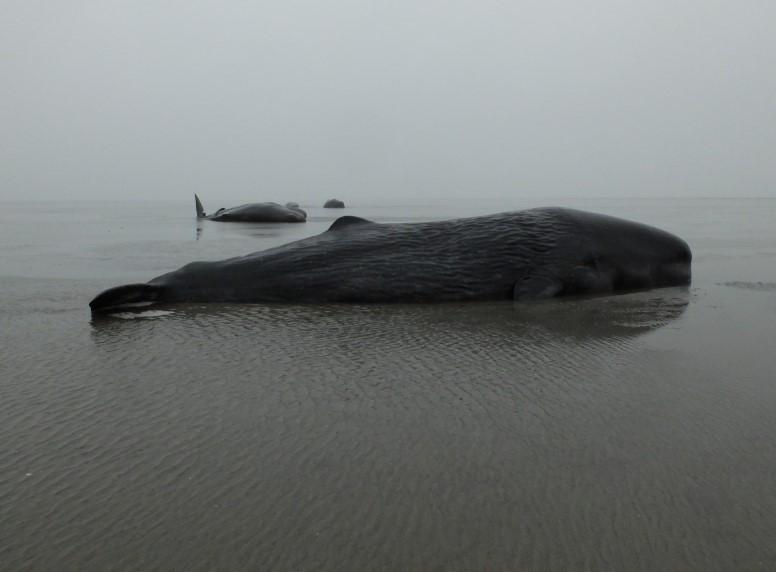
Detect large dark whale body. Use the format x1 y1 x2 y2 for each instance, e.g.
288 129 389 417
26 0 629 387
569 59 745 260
90 208 691 312
195 194 306 222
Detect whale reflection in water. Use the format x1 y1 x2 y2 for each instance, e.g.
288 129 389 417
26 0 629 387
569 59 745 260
90 287 690 354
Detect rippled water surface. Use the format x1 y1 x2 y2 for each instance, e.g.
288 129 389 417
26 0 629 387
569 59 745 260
2 198 776 571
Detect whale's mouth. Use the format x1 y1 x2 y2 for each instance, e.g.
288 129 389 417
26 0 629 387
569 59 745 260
89 284 165 314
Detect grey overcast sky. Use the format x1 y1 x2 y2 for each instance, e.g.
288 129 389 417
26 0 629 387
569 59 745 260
1 0 774 203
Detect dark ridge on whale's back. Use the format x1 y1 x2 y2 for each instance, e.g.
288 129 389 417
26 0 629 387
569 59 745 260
327 216 374 231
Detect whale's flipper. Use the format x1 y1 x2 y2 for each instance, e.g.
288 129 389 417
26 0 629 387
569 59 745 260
195 194 206 218
89 283 165 313
327 216 374 232
513 274 563 300
513 266 613 300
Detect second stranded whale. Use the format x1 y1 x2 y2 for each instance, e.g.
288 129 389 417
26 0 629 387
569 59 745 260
89 207 691 313
195 194 307 222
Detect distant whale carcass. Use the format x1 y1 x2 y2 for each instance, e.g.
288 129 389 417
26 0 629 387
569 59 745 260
90 208 691 312
195 194 306 222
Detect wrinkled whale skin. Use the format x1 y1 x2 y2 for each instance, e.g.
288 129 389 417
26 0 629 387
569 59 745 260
90 208 691 311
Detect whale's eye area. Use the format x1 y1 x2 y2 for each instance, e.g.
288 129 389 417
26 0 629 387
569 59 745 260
582 254 602 269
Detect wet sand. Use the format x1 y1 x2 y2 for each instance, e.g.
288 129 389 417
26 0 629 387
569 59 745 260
2 198 776 571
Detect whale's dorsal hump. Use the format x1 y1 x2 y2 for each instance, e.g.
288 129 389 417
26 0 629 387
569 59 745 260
327 216 375 232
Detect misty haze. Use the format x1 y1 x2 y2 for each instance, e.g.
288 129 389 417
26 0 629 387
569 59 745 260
2 0 775 203
2 1 776 571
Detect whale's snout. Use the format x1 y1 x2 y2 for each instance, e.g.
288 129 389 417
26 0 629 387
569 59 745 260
89 283 164 313
657 237 693 286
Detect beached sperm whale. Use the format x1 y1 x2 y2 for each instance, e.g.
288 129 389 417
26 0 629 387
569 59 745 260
195 194 307 222
89 207 691 312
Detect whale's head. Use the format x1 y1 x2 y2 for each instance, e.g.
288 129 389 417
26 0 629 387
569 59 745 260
536 208 692 298
581 213 692 292
89 283 165 314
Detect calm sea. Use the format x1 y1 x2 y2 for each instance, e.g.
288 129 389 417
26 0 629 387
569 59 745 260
2 198 776 571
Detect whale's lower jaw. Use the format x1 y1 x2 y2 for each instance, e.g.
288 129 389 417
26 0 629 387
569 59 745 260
89 284 164 313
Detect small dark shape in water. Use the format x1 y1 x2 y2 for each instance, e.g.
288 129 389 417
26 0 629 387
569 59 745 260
323 198 345 208
90 207 691 313
721 281 776 292
195 194 306 222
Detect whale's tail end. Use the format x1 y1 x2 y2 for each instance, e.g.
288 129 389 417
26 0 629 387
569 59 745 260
195 194 206 218
89 283 165 314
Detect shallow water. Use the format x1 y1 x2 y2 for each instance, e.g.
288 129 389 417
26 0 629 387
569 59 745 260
2 198 776 571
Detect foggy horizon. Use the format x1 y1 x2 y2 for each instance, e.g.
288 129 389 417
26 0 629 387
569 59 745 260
2 0 775 203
